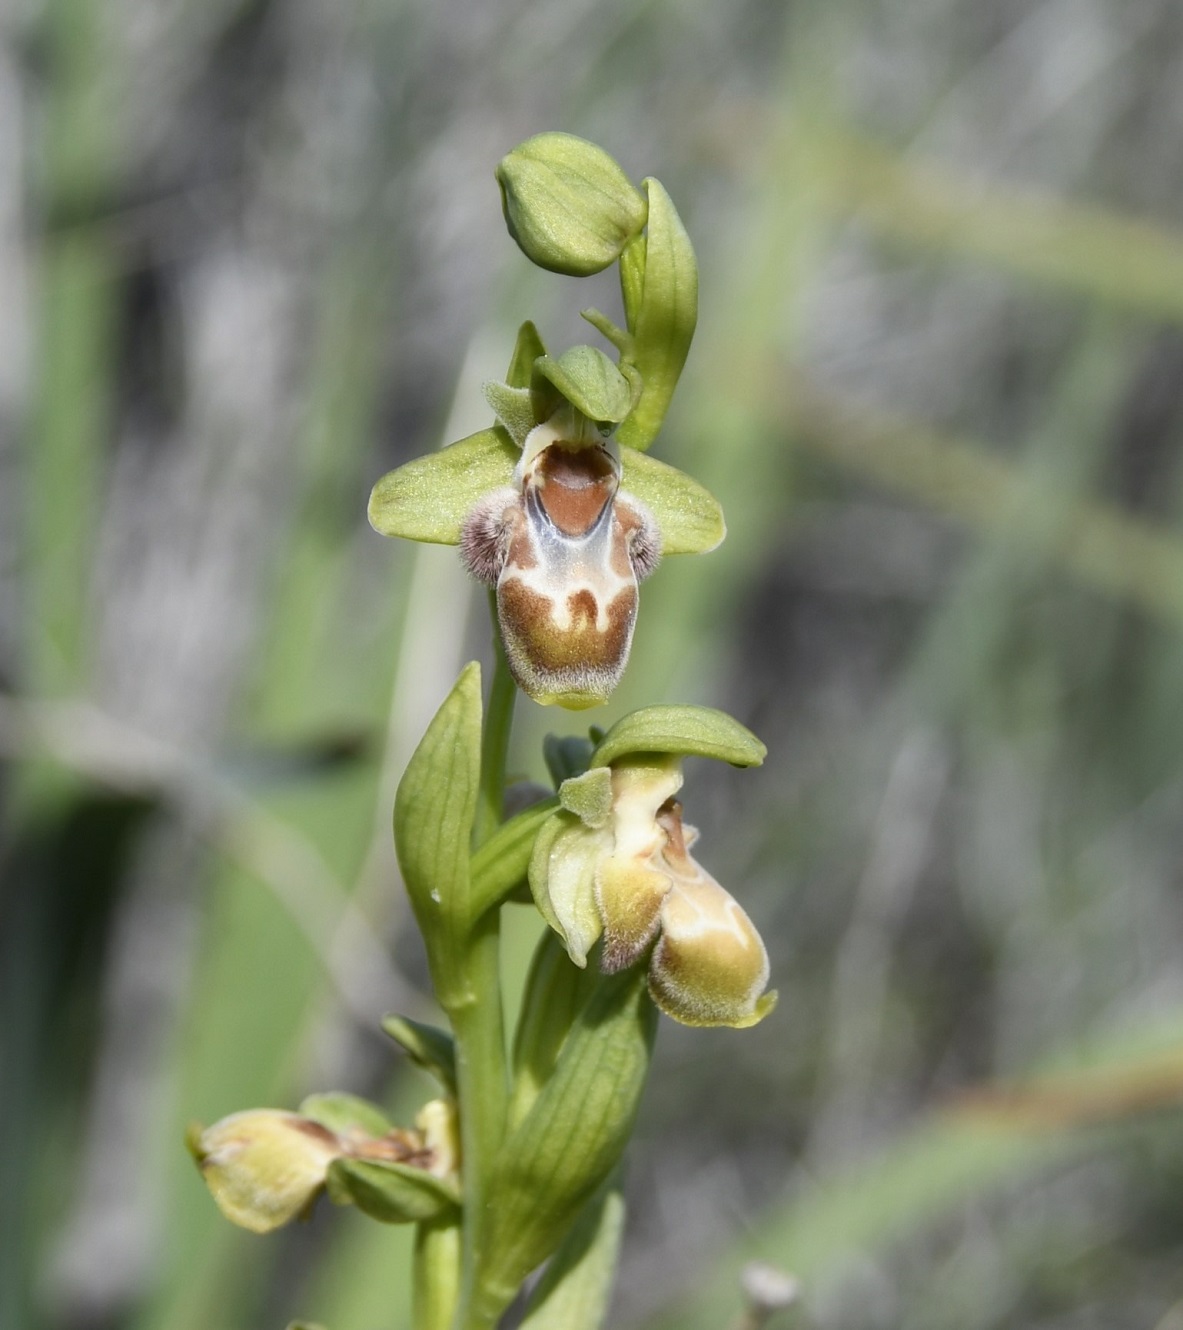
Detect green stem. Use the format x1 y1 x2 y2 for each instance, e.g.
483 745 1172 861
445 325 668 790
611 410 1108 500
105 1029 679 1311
475 591 516 847
413 1216 462 1330
449 596 518 1328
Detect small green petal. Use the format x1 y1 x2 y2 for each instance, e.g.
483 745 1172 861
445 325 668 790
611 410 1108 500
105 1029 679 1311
532 346 636 427
558 767 613 828
619 449 725 555
368 429 516 545
592 705 766 769
483 381 537 448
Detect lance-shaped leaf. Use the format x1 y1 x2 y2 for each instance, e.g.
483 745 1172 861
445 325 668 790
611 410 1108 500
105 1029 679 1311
592 704 766 769
619 449 725 554
369 429 516 544
476 966 657 1315
327 1157 460 1225
380 1015 458 1097
509 929 599 1130
394 663 483 1008
519 1184 626 1330
616 179 699 452
468 797 559 919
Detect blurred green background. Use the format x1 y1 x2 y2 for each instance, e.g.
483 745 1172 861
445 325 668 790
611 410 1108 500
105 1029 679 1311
5 0 1183 1326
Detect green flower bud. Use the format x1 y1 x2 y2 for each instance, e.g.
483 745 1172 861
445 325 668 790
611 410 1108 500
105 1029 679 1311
188 1110 343 1234
497 133 647 276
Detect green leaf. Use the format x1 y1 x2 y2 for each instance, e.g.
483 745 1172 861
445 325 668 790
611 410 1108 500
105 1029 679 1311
380 1015 458 1097
591 705 766 768
394 663 483 1007
619 449 725 555
367 429 516 545
326 1157 459 1225
497 133 647 277
298 1093 394 1139
616 178 699 452
468 797 559 919
507 320 547 390
478 966 657 1310
509 929 597 1131
532 346 636 427
519 1184 625 1330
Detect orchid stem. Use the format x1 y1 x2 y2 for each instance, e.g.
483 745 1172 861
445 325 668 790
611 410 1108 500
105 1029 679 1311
450 593 517 1329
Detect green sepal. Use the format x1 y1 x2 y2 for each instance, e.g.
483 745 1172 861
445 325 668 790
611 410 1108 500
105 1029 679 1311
394 663 483 1008
558 768 613 828
298 1093 393 1139
507 320 547 389
543 733 596 787
368 430 516 544
478 966 657 1310
326 1157 460 1225
497 133 647 277
531 346 636 427
592 705 766 769
519 1183 625 1330
468 797 560 919
528 811 604 966
619 449 725 555
616 179 698 452
483 381 536 448
380 1015 458 1097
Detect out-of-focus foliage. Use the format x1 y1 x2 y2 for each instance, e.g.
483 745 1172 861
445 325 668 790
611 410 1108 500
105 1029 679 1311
5 0 1183 1328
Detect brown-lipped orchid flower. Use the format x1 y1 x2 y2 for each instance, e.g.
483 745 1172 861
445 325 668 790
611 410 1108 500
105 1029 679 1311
188 1095 459 1233
368 332 724 708
528 707 777 1028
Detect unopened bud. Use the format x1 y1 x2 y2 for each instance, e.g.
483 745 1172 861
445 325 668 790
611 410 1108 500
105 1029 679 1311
497 133 647 276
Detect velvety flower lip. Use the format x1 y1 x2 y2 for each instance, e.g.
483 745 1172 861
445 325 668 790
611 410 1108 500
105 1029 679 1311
528 718 776 1029
367 331 725 710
